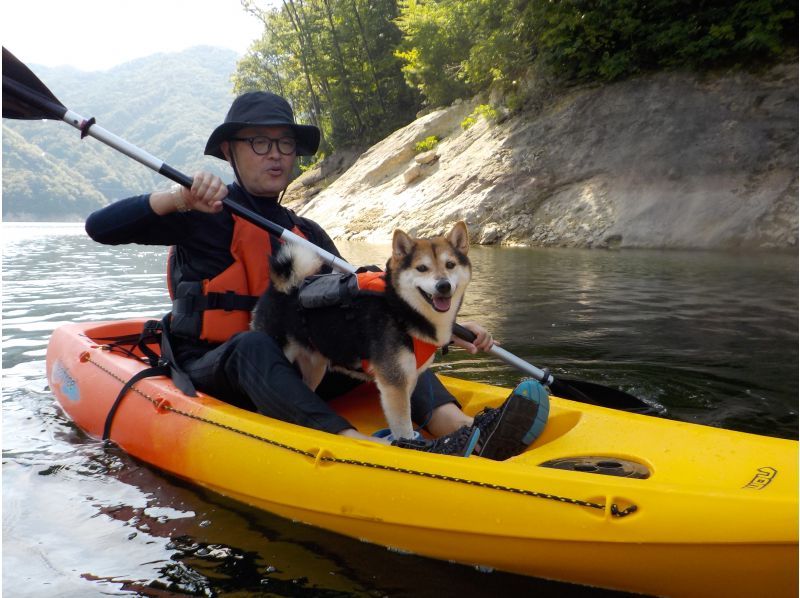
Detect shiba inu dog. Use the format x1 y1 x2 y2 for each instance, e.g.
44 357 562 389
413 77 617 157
251 222 471 441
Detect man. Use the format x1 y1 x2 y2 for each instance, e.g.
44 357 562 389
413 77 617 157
85 91 547 459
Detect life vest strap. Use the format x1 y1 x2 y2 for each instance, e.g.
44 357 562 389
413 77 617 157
167 218 309 343
99 315 199 443
173 291 259 315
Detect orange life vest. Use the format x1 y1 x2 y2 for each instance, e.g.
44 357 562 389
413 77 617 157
356 271 440 371
368 336 439 372
297 270 440 372
168 214 306 344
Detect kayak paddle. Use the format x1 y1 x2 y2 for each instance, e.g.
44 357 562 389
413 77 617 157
2 47 659 414
453 323 657 412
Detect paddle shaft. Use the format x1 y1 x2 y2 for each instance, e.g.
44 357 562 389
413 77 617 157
452 324 554 385
64 109 554 381
221 198 355 274
61 108 356 275
2 69 354 274
8 79 560 386
3 47 654 411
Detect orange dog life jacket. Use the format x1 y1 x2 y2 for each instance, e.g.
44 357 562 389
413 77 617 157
297 270 440 373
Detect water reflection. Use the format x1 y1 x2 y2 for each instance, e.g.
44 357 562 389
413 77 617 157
3 223 796 596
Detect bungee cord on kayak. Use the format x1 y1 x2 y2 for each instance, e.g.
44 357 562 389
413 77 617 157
83 339 637 518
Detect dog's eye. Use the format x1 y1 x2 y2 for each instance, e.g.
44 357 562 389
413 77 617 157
416 264 429 272
445 261 455 269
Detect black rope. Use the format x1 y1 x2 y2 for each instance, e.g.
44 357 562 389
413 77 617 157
102 364 169 441
86 352 637 517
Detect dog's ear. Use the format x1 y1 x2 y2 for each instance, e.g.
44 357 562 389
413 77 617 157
447 221 469 254
392 229 414 258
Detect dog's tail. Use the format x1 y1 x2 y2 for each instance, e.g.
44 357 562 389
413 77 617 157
269 242 324 294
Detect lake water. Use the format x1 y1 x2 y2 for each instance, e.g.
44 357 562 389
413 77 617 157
3 222 797 597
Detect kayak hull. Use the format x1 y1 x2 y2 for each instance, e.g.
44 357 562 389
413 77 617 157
46 320 799 597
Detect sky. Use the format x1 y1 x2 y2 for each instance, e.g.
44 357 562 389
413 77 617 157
2 0 266 71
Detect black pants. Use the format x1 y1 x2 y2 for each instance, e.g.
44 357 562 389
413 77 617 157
176 330 456 434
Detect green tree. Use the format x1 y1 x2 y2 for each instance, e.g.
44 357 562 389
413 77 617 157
235 0 797 153
527 0 798 82
395 0 796 107
235 0 419 154
394 0 475 106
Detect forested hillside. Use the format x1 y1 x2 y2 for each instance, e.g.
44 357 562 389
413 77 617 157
3 0 796 223
3 47 238 220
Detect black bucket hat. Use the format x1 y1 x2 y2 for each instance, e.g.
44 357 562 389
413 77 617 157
204 91 320 159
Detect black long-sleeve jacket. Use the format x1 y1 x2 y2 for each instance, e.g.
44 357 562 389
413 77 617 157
85 182 341 351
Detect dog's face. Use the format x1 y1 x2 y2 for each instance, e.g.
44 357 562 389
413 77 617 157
389 221 471 318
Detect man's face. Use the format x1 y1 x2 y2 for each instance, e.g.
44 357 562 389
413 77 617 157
221 125 296 196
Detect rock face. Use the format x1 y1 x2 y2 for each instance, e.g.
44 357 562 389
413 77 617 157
286 64 798 250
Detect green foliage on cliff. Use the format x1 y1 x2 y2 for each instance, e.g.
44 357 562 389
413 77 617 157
396 0 797 104
414 135 439 152
528 0 797 82
235 0 796 152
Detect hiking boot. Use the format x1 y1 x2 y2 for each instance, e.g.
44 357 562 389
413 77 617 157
392 425 480 457
472 379 550 461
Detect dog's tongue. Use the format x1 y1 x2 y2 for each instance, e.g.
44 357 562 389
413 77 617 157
433 295 452 312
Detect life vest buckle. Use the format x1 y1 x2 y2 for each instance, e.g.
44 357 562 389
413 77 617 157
223 290 237 311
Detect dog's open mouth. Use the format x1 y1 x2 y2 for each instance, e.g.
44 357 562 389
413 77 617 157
419 288 452 313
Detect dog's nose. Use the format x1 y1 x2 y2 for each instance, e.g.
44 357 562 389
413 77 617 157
435 279 451 294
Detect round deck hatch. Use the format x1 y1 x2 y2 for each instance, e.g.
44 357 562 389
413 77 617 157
540 457 650 479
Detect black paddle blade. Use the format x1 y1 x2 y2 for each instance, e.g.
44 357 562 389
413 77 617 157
549 377 665 415
2 47 67 120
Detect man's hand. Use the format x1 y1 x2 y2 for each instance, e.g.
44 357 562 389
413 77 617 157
150 171 227 215
183 172 226 213
451 321 496 354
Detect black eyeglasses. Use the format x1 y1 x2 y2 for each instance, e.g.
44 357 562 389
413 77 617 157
230 135 297 155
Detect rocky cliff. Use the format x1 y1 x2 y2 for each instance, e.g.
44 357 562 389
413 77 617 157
285 63 798 250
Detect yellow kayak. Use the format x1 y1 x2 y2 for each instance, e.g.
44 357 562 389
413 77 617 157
46 319 798 597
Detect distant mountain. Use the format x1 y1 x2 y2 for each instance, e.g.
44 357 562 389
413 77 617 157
3 46 238 221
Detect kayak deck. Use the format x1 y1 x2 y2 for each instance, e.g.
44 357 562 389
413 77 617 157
46 319 799 597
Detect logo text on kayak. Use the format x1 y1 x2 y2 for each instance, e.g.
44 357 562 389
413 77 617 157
742 466 777 490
